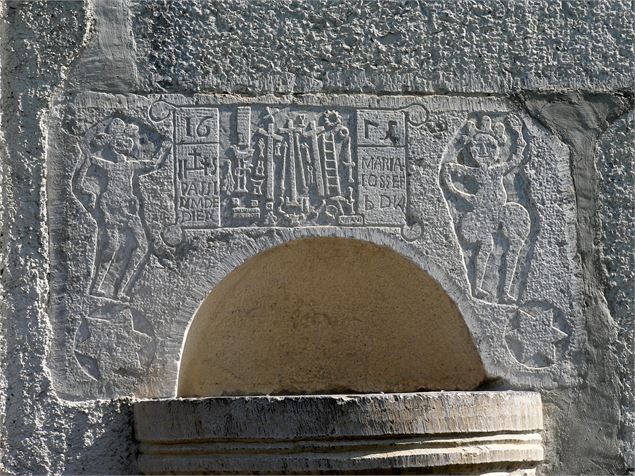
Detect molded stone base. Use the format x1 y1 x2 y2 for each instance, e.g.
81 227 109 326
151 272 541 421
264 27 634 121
134 391 543 474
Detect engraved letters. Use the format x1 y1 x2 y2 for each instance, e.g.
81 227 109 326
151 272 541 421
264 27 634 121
174 108 220 228
149 102 415 232
357 110 408 226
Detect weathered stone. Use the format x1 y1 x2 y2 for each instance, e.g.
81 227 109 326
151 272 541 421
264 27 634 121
135 392 544 475
45 92 581 400
0 0 632 474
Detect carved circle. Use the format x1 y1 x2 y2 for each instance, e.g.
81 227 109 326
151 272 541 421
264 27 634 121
148 100 174 122
162 224 185 247
405 104 428 126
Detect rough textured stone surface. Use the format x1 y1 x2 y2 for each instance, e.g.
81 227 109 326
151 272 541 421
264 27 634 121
0 0 633 474
522 93 633 475
596 110 634 464
129 0 634 94
135 392 544 475
0 1 137 474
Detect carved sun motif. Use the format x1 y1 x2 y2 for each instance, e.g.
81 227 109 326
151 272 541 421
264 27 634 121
75 307 153 381
323 110 343 128
504 307 568 369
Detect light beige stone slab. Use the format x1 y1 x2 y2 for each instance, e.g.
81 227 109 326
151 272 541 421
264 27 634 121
177 237 486 396
134 391 544 474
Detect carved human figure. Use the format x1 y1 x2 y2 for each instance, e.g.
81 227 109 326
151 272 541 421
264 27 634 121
441 115 530 302
220 160 236 193
73 117 171 302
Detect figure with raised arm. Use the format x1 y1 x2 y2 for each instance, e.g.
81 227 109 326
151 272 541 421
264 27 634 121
73 116 171 302
441 115 530 302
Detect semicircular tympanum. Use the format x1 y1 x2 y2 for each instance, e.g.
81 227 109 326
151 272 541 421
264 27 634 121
178 237 486 396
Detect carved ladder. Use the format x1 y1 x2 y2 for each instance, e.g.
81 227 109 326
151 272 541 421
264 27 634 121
322 132 341 196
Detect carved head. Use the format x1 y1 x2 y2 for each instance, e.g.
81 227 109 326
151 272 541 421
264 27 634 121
109 119 139 155
464 116 506 167
112 136 135 155
84 114 165 164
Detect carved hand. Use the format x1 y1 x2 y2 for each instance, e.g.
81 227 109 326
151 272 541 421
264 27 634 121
440 163 455 184
517 136 527 154
155 247 177 270
79 140 92 156
507 115 523 131
84 192 96 212
155 140 173 168
442 162 457 176
508 116 526 151
159 140 173 156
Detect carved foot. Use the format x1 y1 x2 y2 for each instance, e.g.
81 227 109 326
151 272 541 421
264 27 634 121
475 288 491 299
502 292 518 304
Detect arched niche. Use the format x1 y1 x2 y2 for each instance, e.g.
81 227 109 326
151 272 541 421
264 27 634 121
177 237 486 397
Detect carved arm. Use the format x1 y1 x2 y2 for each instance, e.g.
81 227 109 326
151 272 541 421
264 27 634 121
441 162 476 205
504 116 528 173
134 140 172 174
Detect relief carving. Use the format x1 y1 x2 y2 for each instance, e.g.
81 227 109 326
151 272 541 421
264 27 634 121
222 106 360 227
441 115 530 304
74 303 156 381
148 101 413 232
70 114 168 381
48 94 580 397
72 115 172 302
440 114 572 369
504 305 568 369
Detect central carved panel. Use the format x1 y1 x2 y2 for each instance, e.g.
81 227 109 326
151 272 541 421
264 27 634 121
147 102 411 231
47 93 582 399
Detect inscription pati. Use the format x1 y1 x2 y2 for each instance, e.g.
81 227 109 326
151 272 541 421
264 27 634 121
174 108 220 228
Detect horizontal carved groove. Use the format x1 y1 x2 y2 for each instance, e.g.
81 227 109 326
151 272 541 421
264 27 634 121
138 428 544 446
135 394 544 473
139 432 543 457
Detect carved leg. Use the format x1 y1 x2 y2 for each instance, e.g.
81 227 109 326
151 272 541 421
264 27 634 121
459 212 493 300
117 218 150 301
474 235 494 299
503 237 526 302
500 203 531 302
90 225 119 298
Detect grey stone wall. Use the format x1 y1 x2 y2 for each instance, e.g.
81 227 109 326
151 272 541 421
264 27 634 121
0 0 632 474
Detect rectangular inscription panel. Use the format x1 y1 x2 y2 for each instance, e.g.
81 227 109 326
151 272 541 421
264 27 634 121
356 110 407 226
358 147 407 226
174 108 220 227
162 105 411 230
